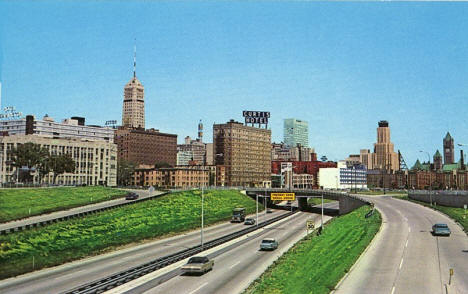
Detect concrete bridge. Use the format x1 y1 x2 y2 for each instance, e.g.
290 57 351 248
245 188 370 215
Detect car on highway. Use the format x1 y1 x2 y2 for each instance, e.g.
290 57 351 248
244 218 255 225
125 192 139 200
260 238 278 251
181 256 214 274
432 223 451 236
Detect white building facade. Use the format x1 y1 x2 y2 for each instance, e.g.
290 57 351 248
0 115 114 143
0 135 117 186
318 161 367 190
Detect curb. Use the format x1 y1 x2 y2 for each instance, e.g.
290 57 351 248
330 206 384 293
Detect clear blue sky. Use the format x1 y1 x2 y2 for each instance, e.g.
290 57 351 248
1 1 467 166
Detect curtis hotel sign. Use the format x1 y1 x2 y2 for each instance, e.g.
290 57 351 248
242 110 270 128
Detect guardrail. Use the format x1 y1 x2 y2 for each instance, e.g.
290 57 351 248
62 210 298 294
0 192 169 235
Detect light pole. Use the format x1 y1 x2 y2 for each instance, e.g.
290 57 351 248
321 191 324 230
256 193 259 227
201 186 204 250
419 150 432 205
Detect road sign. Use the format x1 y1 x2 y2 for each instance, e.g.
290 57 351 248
306 220 315 230
271 192 295 201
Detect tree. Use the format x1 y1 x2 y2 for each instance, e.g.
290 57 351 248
8 143 49 183
117 159 136 186
50 154 75 184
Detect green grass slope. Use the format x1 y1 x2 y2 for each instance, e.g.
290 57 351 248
245 206 381 294
0 189 260 279
0 187 125 223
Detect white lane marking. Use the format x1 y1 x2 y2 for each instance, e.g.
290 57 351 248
391 286 396 294
230 261 241 269
408 227 411 233
399 258 404 269
188 282 208 294
405 240 408 247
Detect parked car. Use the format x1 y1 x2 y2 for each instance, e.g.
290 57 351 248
260 238 278 251
432 223 451 236
181 256 214 274
244 218 256 225
266 209 273 213
125 192 139 200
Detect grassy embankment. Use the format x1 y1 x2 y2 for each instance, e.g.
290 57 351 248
307 198 335 206
0 190 260 279
244 205 381 294
0 187 126 223
396 196 467 232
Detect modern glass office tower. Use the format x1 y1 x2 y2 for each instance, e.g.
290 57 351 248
283 118 309 147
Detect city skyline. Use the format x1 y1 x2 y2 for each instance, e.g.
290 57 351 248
1 2 468 165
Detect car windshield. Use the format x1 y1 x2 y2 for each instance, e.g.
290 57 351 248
188 257 206 263
435 224 448 228
262 240 275 243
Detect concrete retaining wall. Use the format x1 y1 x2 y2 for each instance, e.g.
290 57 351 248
408 191 468 208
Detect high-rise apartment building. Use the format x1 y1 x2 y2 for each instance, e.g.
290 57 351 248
373 120 399 171
122 46 145 129
213 120 271 186
443 132 454 165
283 118 308 147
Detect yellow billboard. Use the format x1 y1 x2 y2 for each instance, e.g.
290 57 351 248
271 192 295 201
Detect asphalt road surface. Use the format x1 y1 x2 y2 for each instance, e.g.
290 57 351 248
333 196 467 294
0 189 162 232
127 211 330 294
0 209 288 294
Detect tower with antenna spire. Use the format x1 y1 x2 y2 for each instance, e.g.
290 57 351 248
198 120 203 142
122 40 145 129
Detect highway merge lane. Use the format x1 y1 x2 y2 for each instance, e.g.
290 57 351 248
333 196 467 294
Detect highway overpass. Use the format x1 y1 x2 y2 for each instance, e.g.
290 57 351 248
245 188 370 215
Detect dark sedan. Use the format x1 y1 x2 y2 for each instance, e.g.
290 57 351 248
432 223 451 236
125 192 139 200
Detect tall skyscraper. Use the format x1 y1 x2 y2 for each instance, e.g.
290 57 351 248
373 120 399 171
122 44 145 129
443 132 454 164
283 118 308 147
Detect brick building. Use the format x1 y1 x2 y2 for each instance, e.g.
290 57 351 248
114 127 177 166
213 120 271 187
133 166 209 188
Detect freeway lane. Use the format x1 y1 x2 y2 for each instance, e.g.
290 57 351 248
0 189 163 233
334 196 468 294
133 212 332 294
0 209 287 294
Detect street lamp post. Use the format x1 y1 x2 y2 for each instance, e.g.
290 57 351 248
256 193 259 228
201 186 204 250
419 150 432 205
321 192 324 230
